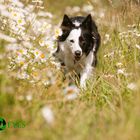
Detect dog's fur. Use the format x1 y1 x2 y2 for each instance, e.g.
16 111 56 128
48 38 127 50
53 14 101 87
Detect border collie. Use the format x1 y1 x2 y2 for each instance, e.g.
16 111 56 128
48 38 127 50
53 14 101 88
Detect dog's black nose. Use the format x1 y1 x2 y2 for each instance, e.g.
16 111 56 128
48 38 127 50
75 50 81 56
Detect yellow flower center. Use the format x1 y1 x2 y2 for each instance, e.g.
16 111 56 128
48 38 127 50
19 49 23 54
40 54 45 59
35 51 39 55
20 61 24 65
18 19 22 24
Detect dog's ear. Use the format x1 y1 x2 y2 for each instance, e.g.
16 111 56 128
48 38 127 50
61 14 73 30
81 14 93 31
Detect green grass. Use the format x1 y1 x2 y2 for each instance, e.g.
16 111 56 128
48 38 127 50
0 0 140 140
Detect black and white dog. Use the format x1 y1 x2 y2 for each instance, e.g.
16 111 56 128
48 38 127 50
53 14 101 87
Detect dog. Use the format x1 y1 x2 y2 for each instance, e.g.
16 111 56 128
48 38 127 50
53 14 101 88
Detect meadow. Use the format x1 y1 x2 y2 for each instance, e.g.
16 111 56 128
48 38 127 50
0 0 140 140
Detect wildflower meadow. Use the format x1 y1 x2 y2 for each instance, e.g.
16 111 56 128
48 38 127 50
0 0 140 140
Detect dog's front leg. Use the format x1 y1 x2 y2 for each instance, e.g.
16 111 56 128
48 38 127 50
80 72 88 88
80 65 93 88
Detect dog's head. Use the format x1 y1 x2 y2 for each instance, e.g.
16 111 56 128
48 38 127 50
58 14 99 61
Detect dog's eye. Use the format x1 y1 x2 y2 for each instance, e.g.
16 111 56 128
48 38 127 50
79 36 86 45
70 39 74 43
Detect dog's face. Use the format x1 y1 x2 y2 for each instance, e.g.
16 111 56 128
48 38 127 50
58 14 95 61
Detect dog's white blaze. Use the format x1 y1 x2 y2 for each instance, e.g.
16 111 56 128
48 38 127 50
73 21 80 26
66 28 82 54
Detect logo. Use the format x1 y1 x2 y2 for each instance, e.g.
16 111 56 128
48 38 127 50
0 117 26 131
0 118 6 131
